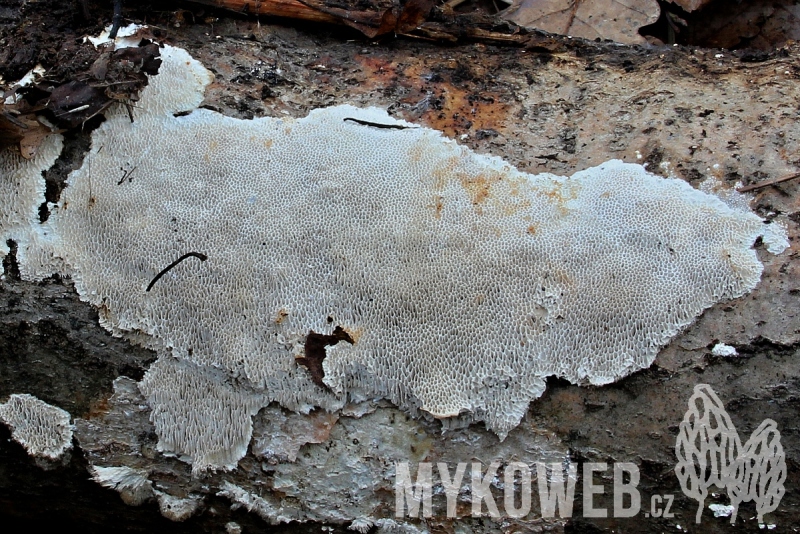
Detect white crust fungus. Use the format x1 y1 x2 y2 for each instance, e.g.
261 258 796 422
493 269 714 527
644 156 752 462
0 393 73 460
15 44 787 467
0 134 63 271
139 358 266 472
761 219 790 255
90 465 153 505
154 490 203 521
374 518 427 534
699 176 790 255
87 23 151 49
218 482 297 525
250 405 339 463
709 503 735 518
711 343 739 357
350 517 376 533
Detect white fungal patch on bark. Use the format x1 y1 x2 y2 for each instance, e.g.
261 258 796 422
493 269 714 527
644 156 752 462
0 393 73 460
711 343 739 357
0 134 62 272
3 43 788 469
90 465 153 505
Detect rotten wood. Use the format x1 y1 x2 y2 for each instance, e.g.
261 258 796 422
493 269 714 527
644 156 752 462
186 0 557 46
194 0 436 38
190 0 345 26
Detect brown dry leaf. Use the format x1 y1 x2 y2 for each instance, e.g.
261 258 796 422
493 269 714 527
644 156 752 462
501 0 661 45
0 110 25 151
396 0 437 33
0 105 55 159
18 118 53 159
45 81 110 129
664 0 712 12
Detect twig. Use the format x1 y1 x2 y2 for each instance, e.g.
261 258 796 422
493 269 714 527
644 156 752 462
343 117 416 130
109 0 124 39
116 166 137 185
190 0 341 25
146 252 208 292
737 172 800 193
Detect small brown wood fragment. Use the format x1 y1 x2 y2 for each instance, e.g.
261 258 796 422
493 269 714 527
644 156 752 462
296 326 354 389
737 172 800 193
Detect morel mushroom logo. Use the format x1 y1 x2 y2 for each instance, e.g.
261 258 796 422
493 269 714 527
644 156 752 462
675 384 786 525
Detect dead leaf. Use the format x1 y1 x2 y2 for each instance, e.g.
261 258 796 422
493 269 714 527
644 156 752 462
0 103 57 159
664 0 712 12
683 2 800 49
396 0 437 33
501 0 661 45
46 81 110 129
18 119 53 159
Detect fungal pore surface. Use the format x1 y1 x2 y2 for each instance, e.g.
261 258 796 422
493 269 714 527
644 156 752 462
0 134 63 274
0 393 73 460
3 43 789 470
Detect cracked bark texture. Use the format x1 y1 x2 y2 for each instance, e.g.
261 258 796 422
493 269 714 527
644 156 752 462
1 0 799 532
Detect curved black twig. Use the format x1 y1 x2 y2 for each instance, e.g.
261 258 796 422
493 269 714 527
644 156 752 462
117 166 137 185
146 252 207 292
343 117 417 130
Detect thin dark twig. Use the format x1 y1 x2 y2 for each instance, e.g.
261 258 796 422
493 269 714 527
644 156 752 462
737 172 800 193
117 166 137 185
109 0 124 39
146 252 208 292
343 117 417 130
125 101 135 123
80 100 114 126
80 0 91 19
